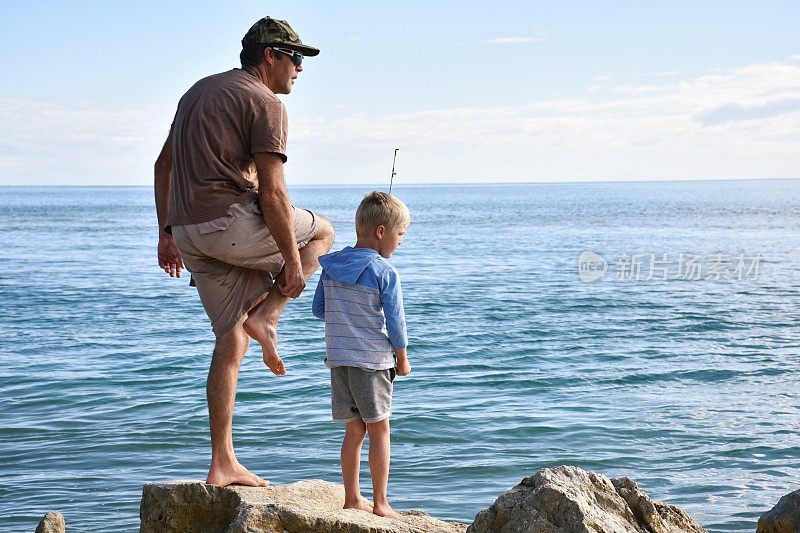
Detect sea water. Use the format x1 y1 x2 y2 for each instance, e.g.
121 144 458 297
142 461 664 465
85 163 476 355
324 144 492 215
1 181 799 531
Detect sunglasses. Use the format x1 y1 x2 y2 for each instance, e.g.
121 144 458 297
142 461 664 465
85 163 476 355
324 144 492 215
271 47 303 67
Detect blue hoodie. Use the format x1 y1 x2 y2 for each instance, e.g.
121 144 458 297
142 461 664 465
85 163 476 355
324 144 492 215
312 246 407 370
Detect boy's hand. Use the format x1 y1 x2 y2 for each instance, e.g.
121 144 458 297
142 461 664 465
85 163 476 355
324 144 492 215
395 358 411 376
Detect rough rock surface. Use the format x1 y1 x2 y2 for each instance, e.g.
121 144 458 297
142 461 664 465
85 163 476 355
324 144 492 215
757 489 800 533
139 479 467 533
467 465 706 533
35 511 66 533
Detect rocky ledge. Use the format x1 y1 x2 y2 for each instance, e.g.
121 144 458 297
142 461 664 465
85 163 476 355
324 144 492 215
140 478 466 533
139 465 708 532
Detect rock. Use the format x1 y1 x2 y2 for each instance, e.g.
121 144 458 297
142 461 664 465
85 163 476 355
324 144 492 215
757 489 800 533
139 479 467 533
612 477 706 533
35 511 65 533
467 465 706 533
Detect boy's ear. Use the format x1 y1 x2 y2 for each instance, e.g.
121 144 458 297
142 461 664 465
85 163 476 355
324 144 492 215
375 224 386 239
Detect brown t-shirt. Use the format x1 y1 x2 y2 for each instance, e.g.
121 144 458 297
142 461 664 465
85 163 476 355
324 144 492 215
166 69 288 228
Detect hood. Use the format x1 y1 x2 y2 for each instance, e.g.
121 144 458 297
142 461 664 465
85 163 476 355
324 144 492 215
319 246 380 285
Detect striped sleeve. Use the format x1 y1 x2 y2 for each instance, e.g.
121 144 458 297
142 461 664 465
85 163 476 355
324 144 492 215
379 266 407 349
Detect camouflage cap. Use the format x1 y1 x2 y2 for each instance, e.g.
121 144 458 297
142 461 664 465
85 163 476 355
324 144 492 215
241 17 320 57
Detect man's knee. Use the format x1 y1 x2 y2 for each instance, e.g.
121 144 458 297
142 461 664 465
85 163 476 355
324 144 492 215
212 324 250 364
314 215 335 244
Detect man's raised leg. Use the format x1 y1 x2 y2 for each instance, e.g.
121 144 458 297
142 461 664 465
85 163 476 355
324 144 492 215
243 217 334 373
205 323 269 487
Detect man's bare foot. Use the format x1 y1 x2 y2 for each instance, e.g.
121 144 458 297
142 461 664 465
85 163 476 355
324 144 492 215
206 463 270 487
373 503 402 519
242 318 285 375
343 498 373 513
263 353 285 375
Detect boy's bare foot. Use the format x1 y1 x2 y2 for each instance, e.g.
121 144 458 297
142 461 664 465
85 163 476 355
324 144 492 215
343 497 373 513
206 463 269 487
242 319 285 375
373 503 402 519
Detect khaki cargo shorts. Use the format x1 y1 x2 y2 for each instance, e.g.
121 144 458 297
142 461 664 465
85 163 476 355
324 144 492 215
171 200 318 336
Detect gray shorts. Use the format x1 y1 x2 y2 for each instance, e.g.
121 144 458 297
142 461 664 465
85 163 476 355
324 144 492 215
171 200 318 337
330 366 395 424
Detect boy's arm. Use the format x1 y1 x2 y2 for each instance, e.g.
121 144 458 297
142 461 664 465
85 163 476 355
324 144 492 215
394 347 411 376
312 275 325 319
379 267 408 351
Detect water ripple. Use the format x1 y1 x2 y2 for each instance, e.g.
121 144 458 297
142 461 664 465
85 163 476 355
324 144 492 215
2 183 800 531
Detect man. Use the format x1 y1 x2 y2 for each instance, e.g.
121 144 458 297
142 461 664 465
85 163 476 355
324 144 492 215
154 16 334 487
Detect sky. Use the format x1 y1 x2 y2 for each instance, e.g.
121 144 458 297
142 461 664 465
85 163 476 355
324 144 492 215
1 0 798 186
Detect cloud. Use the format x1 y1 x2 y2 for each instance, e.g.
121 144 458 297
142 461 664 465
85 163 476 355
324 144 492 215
612 84 665 95
0 98 167 185
697 98 800 126
595 71 679 82
2 59 799 185
289 59 800 182
484 36 546 44
294 60 800 149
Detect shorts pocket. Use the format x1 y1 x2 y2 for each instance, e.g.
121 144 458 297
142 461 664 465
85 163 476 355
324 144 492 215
196 214 234 234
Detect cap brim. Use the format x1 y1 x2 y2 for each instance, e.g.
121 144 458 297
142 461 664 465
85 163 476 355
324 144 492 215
279 43 320 56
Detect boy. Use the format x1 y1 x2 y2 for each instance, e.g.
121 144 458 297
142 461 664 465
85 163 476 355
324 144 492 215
312 191 411 518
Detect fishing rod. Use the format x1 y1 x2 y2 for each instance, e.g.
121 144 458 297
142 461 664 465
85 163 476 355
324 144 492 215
389 148 399 194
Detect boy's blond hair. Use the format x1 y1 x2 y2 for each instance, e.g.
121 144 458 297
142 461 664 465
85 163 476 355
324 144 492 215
355 191 411 239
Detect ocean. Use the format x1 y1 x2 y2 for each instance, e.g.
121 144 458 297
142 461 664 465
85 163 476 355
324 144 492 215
1 181 799 532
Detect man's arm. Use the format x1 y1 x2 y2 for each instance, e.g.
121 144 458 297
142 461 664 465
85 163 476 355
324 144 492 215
254 152 304 298
154 129 184 278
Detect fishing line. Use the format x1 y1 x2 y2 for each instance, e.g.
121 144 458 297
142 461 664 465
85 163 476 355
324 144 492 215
387 147 672 188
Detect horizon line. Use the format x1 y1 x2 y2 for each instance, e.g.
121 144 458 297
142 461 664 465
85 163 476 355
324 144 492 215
1 176 799 188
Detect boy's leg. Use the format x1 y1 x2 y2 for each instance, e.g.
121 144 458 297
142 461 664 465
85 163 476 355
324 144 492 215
341 419 371 512
366 418 401 518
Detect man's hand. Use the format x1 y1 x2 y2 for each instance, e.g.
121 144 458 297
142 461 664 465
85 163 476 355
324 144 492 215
158 234 184 278
278 261 305 298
